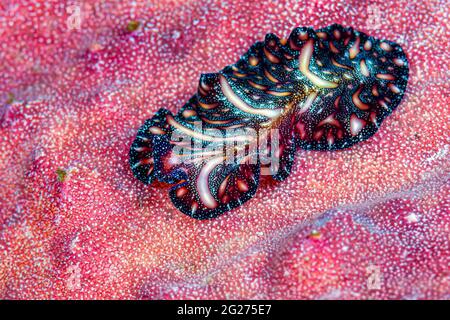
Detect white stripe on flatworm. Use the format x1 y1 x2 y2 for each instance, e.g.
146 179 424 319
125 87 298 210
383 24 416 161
299 91 318 114
219 75 282 118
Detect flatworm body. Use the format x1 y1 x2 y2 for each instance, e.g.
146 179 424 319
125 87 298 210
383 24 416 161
130 24 409 219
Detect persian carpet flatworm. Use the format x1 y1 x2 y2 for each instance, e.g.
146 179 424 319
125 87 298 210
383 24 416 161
130 24 409 219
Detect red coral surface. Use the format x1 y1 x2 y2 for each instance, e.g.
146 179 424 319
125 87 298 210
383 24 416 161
0 0 449 299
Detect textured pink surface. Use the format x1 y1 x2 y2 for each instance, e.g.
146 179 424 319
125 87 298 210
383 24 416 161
0 0 449 299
